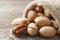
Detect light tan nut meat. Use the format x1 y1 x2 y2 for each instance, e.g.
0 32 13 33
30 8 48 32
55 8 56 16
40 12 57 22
27 23 38 36
11 18 30 27
28 11 38 21
34 16 51 27
39 26 56 38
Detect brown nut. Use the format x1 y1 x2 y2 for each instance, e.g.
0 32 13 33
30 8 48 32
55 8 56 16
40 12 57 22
12 24 27 36
11 18 29 27
28 11 37 21
51 20 58 29
39 26 56 38
34 16 51 27
35 6 44 13
38 12 44 16
44 9 50 17
27 23 38 36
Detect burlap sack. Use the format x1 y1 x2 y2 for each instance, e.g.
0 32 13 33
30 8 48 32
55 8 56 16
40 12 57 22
23 0 60 34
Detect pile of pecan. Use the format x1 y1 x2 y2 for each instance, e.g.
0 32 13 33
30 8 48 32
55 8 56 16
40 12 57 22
11 1 59 38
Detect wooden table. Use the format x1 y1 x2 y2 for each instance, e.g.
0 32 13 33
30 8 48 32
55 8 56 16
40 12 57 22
0 0 60 40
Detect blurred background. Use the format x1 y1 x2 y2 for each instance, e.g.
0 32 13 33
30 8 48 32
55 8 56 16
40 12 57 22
0 0 60 40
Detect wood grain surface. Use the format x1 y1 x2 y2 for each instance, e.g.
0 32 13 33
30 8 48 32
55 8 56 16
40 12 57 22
0 0 60 40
